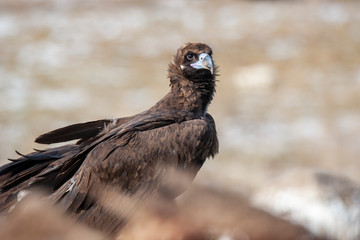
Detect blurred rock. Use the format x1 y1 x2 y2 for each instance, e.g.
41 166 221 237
252 169 360 240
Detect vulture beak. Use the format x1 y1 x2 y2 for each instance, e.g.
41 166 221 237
190 53 214 75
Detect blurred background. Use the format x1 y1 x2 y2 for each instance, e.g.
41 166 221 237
0 1 360 237
1 0 360 191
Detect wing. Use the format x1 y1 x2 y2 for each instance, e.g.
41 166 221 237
51 113 218 217
50 109 198 189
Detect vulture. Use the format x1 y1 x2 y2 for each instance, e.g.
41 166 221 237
0 42 218 235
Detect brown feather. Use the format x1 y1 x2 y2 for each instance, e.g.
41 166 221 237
35 119 112 144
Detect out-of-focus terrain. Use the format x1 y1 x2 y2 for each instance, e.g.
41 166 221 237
1 0 359 191
0 0 360 239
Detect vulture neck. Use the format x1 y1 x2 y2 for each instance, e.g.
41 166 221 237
153 74 216 116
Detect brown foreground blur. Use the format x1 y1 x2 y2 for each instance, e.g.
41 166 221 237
0 194 105 240
2 168 358 239
0 183 320 240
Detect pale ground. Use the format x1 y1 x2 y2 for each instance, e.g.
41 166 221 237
1 0 360 195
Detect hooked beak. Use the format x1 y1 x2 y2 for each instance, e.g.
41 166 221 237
190 53 214 75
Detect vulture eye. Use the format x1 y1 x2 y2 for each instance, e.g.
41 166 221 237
186 53 194 61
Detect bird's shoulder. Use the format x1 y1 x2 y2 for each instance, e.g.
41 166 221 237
106 112 216 151
89 112 217 172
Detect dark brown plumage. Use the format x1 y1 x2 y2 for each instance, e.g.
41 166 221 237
0 43 218 235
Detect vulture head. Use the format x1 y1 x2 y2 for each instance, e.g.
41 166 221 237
168 43 216 84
